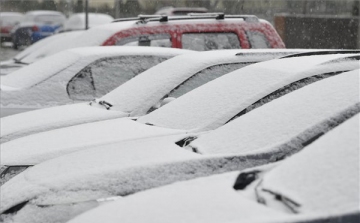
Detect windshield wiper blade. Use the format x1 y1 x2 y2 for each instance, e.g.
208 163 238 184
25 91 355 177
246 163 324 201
254 180 301 214
98 100 113 110
13 58 29 65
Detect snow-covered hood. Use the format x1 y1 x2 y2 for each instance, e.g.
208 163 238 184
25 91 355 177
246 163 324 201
0 102 129 144
0 118 186 166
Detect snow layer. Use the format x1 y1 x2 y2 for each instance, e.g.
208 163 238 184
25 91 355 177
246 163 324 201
14 31 84 63
138 54 360 131
0 118 185 165
0 46 188 109
67 171 286 223
191 69 360 155
259 114 360 214
68 115 360 223
0 103 128 144
100 49 295 116
16 20 136 63
0 134 284 219
63 13 114 31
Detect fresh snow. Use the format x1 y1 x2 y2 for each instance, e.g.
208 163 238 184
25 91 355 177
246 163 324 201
138 53 360 131
191 69 360 155
259 114 360 214
0 46 188 112
67 114 360 223
100 49 295 115
0 103 128 144
0 49 300 142
1 69 358 222
63 13 114 31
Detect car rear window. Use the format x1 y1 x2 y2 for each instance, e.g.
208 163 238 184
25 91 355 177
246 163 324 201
246 31 271 48
182 33 241 51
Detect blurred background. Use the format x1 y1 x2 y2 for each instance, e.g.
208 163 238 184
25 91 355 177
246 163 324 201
1 0 359 61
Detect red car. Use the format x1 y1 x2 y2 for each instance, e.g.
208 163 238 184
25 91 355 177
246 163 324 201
101 14 285 50
0 12 23 42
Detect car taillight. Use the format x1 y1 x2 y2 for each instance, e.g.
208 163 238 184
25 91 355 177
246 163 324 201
32 25 39 32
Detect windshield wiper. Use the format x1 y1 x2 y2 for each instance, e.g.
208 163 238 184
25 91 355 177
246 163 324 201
254 180 301 214
13 58 29 65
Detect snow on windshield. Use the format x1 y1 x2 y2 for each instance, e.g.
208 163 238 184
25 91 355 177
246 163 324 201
138 54 359 131
259 113 359 214
14 31 84 62
190 70 359 155
1 50 81 89
19 21 134 64
100 50 243 114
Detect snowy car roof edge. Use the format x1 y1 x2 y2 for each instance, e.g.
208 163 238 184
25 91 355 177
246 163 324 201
279 50 360 59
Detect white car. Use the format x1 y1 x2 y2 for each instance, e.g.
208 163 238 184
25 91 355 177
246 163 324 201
62 13 114 31
0 46 190 117
0 49 304 143
0 30 84 75
1 53 358 170
1 69 358 223
67 113 359 223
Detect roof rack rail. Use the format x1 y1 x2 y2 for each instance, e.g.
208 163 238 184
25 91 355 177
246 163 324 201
112 13 258 24
280 50 360 59
112 15 168 23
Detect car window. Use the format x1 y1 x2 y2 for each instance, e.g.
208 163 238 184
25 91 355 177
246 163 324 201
167 63 252 98
246 31 271 48
117 34 172 48
67 55 169 101
226 71 345 123
182 33 241 51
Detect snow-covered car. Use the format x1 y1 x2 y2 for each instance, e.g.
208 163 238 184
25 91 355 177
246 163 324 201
1 69 358 223
0 12 24 42
0 49 307 143
62 13 114 31
4 13 284 65
0 46 191 117
11 10 66 49
1 52 358 170
66 113 359 223
0 30 84 75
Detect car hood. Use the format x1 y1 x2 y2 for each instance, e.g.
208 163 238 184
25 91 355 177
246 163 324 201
1 118 186 166
0 102 129 143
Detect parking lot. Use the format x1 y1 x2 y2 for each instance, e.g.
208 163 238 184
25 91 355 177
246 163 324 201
0 0 359 223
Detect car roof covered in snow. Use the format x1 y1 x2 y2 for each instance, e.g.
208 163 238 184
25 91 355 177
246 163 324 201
138 53 360 131
67 114 360 223
0 46 190 90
